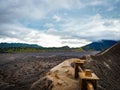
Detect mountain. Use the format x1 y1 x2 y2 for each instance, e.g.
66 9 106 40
0 43 41 48
0 43 78 53
82 40 119 51
0 43 42 53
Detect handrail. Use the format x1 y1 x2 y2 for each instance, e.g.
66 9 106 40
78 66 83 72
74 60 99 90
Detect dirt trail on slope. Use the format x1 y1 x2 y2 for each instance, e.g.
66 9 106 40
31 58 80 90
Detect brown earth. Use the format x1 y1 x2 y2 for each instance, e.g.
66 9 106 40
31 58 80 90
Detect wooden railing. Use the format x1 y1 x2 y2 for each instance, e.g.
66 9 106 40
74 60 99 90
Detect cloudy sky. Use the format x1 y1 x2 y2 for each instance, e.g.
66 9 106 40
0 0 120 47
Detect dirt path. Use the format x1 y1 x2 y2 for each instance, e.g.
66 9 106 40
31 58 81 90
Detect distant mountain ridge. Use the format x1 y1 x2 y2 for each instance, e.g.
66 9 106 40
0 43 76 53
0 40 119 52
0 43 41 48
82 40 119 51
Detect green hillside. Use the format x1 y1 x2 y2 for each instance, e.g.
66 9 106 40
0 43 83 53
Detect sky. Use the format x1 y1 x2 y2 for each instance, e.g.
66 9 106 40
0 0 120 47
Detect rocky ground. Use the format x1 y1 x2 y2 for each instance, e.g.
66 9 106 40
84 42 120 90
0 51 98 90
29 42 120 90
1 42 119 90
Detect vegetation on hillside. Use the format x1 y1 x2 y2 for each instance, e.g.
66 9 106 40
0 43 83 53
1 40 118 53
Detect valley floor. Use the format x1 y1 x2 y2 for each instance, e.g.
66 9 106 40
0 51 98 90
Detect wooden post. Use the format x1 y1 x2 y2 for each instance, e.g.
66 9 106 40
74 60 84 79
79 69 99 90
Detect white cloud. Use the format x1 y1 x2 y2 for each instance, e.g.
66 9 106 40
44 23 54 28
53 15 61 22
45 0 82 10
61 39 91 47
0 0 116 22
0 22 91 47
0 24 63 47
0 0 120 47
107 6 116 11
0 0 111 21
1 13 120 47
47 14 120 42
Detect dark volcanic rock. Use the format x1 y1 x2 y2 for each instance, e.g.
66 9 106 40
0 56 67 90
84 42 120 90
0 51 97 90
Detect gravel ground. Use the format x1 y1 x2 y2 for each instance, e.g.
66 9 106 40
84 43 120 90
0 51 98 90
